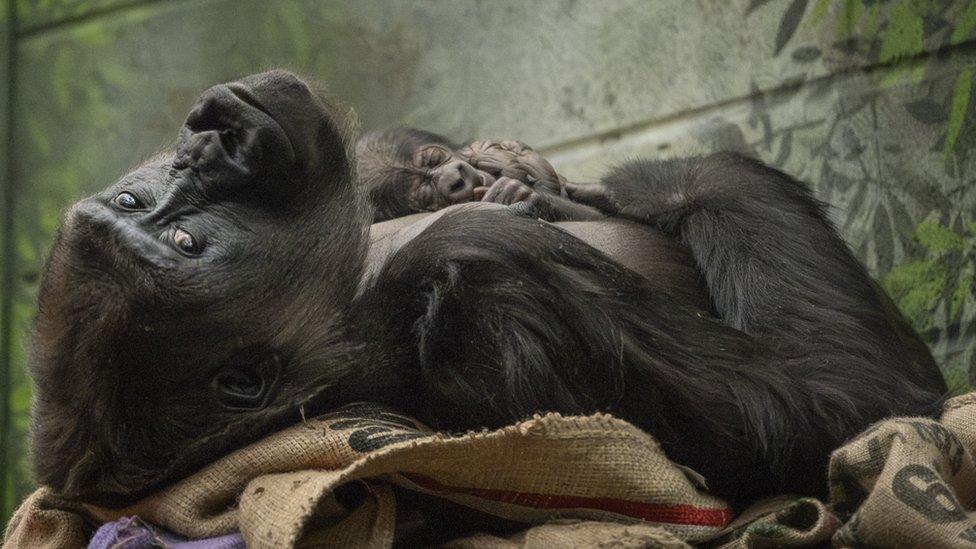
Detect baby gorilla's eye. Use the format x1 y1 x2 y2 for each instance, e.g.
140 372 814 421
173 228 201 255
114 192 143 210
421 147 449 168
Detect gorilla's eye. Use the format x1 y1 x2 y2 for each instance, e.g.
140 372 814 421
114 192 143 210
419 146 449 168
173 228 201 254
425 153 442 168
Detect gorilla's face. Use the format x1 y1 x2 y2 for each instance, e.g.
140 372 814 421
29 71 370 504
402 143 496 210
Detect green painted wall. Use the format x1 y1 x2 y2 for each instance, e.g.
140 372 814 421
1 0 975 523
0 0 13 527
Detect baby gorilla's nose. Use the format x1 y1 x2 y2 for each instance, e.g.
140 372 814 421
437 160 479 204
176 81 296 197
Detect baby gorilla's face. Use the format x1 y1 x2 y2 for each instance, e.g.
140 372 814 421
28 71 369 505
406 143 496 210
358 131 567 222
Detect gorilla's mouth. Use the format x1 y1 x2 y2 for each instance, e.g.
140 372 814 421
176 82 296 189
224 84 278 129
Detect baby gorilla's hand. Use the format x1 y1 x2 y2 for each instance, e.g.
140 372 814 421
459 140 562 195
478 177 551 217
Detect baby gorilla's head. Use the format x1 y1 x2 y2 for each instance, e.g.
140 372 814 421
355 128 497 221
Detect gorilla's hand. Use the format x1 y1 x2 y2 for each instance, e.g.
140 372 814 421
562 180 622 215
481 177 608 222
479 177 546 207
458 139 562 195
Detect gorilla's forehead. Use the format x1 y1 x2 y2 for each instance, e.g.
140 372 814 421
115 156 175 188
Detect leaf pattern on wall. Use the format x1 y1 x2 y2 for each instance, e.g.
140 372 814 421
753 0 976 394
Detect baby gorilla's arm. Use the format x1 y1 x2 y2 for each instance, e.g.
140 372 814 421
478 177 605 221
458 139 563 195
459 139 604 221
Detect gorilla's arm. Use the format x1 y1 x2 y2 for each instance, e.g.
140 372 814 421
476 176 605 221
566 153 944 394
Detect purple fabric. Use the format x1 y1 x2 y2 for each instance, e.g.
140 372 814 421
88 516 245 549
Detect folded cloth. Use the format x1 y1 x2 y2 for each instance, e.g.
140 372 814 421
4 393 976 548
87 517 244 549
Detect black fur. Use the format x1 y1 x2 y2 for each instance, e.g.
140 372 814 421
353 158 946 505
27 71 945 512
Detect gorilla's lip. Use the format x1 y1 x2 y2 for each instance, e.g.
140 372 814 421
225 84 280 136
224 83 297 163
177 83 296 177
70 200 180 270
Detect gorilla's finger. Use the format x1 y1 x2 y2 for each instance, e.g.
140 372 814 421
481 179 505 203
535 179 562 195
500 180 531 204
510 201 539 219
498 182 521 204
563 181 619 214
473 186 488 201
482 177 516 204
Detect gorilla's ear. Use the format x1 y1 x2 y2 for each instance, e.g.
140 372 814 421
210 348 283 410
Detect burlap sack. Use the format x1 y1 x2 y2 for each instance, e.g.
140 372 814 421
441 520 691 548
2 488 89 549
712 496 839 548
4 403 731 548
828 392 976 548
710 392 976 549
8 393 976 548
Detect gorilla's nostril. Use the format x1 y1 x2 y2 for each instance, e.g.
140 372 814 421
449 179 465 194
174 81 298 199
186 98 232 134
219 129 238 157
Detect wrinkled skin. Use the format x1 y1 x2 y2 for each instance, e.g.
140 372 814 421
29 71 946 511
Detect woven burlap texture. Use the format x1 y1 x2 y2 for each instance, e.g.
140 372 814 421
5 393 976 548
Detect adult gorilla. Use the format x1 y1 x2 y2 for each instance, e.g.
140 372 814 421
28 70 945 510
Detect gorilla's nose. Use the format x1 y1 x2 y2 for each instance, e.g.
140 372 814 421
437 161 478 203
175 82 295 195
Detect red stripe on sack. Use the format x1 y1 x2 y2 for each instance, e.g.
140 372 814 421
402 473 732 527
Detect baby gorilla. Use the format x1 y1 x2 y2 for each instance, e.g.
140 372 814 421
355 127 604 221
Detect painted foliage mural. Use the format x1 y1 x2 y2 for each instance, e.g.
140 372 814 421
751 0 976 394
1 0 974 523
